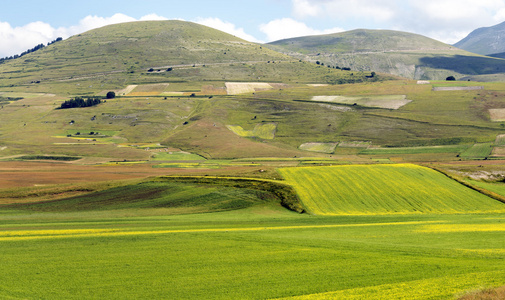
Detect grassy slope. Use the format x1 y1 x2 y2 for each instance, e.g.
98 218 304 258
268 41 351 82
0 21 371 95
267 29 505 80
279 164 505 215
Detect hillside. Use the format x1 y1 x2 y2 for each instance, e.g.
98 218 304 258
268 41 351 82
267 29 505 80
454 21 505 55
0 20 361 95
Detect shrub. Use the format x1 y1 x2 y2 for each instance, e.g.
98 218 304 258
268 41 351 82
106 91 115 99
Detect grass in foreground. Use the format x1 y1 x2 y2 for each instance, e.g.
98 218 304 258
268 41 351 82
0 210 504 299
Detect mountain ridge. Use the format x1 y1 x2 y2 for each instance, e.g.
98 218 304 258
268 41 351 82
454 21 505 55
267 28 505 80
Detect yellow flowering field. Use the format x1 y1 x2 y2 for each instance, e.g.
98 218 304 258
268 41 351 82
279 164 505 215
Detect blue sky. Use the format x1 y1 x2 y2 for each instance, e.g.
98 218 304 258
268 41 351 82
1 0 505 57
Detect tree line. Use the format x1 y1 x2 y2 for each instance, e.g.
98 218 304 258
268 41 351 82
59 96 102 109
0 37 62 64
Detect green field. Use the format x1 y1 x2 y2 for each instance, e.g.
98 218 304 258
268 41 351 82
279 164 505 215
299 142 338 153
359 145 470 155
459 143 494 159
1 197 505 299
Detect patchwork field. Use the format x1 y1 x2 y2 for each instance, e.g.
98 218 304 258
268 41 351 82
279 164 505 215
310 95 411 109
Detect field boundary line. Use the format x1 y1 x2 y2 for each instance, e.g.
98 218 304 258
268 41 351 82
429 166 505 205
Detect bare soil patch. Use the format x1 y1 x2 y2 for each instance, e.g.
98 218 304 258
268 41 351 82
489 109 505 121
128 83 170 96
311 95 411 109
226 82 273 95
433 86 483 91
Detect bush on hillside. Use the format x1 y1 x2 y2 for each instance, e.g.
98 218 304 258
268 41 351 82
106 91 116 99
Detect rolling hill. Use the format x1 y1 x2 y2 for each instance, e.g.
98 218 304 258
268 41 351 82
454 21 505 55
267 29 505 80
0 20 366 95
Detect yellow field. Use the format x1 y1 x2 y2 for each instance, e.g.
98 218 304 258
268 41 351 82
279 271 505 300
279 164 505 215
226 123 277 139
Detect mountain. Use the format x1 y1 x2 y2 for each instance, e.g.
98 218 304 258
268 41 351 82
267 29 505 80
0 20 358 95
454 21 505 55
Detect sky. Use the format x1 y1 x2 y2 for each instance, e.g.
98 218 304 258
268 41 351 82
1 0 505 57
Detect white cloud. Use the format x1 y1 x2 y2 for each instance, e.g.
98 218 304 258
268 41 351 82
0 21 59 58
260 18 344 42
140 14 169 21
289 0 505 44
195 17 262 43
292 0 396 22
0 13 173 57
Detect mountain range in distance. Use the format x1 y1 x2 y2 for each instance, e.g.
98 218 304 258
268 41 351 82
454 21 505 56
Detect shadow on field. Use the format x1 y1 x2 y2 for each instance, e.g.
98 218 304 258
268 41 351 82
419 55 505 75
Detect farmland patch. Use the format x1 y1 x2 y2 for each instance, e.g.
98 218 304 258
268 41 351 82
433 86 483 91
114 85 137 96
310 95 411 109
360 145 469 155
279 164 505 215
495 134 505 146
152 151 206 161
459 143 493 160
226 82 273 95
299 143 337 153
127 83 170 96
227 123 277 139
489 109 505 121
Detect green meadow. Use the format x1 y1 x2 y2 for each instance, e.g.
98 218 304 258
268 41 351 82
1 203 505 299
1 167 505 299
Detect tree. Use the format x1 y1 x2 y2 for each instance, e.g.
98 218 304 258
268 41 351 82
446 76 456 81
106 91 116 99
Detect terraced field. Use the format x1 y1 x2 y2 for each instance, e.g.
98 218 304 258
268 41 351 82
279 164 505 215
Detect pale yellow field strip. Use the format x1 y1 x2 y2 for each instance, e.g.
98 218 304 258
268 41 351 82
225 82 273 95
0 221 440 241
274 271 505 300
116 85 137 96
416 224 505 233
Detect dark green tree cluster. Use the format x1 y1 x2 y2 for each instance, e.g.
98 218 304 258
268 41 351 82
59 96 102 109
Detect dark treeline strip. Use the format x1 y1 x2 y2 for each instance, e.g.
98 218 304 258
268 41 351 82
0 37 62 64
59 96 102 109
